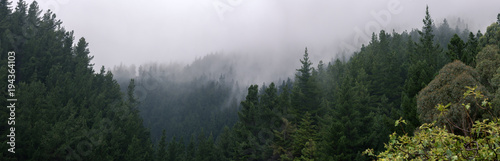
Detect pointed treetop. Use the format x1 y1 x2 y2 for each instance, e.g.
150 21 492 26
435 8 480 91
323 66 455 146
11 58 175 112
497 13 500 24
0 0 12 16
297 47 312 80
421 5 434 42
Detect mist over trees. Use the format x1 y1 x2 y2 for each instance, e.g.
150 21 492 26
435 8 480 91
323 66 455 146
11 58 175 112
1 0 500 160
0 1 153 160
112 54 247 144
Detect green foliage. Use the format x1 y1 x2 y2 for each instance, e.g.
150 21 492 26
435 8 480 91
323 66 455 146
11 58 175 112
416 6 446 70
291 112 318 160
497 13 500 24
367 119 500 160
115 59 241 145
230 82 294 160
2 2 495 160
185 134 196 161
418 61 486 134
292 48 320 119
401 6 450 135
318 72 375 160
366 88 500 160
447 34 466 62
464 32 479 66
157 130 167 161
272 117 296 160
476 45 500 91
479 22 500 49
0 1 154 160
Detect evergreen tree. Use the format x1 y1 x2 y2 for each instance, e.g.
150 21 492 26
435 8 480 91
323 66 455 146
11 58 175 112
0 2 155 159
417 5 446 69
291 112 318 160
446 34 465 62
237 85 259 134
185 134 196 161
401 6 444 134
271 118 296 160
157 130 167 161
319 73 372 160
291 48 320 120
497 13 500 24
216 126 237 161
464 32 479 66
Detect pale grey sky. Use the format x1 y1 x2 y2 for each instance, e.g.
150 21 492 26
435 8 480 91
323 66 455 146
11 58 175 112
20 0 500 72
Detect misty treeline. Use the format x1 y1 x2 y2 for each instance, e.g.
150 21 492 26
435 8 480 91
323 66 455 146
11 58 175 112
1 0 500 160
113 55 247 145
0 0 154 160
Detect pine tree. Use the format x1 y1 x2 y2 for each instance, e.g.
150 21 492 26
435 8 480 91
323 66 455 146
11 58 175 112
291 47 320 120
497 13 500 24
291 112 318 160
319 74 370 160
446 34 465 62
217 126 237 161
74 37 94 70
416 5 445 69
464 32 479 66
401 6 443 134
0 2 156 160
237 85 259 134
185 134 196 161
157 130 167 161
167 136 182 161
271 118 296 160
0 0 11 18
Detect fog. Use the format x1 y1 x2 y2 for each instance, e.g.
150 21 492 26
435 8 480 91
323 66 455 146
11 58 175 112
23 0 500 83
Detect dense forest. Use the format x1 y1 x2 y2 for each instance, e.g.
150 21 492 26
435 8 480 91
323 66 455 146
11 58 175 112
1 0 500 160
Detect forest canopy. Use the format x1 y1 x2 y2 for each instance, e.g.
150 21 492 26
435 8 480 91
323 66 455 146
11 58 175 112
1 0 499 160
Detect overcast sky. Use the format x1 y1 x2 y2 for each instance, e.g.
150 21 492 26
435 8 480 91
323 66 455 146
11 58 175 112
20 0 500 72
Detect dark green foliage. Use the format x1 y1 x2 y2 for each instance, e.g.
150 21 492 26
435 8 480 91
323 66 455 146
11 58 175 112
185 134 196 161
464 32 479 66
476 45 500 92
271 117 296 160
291 48 320 120
231 83 288 160
477 22 500 93
157 130 167 161
291 112 317 159
416 6 447 70
216 126 237 161
2 2 494 160
401 59 433 133
112 55 242 146
417 61 486 135
151 7 495 161
0 1 154 160
497 13 500 24
166 136 185 161
319 73 373 160
108 5 477 161
446 32 477 66
401 6 448 134
477 21 500 121
195 131 216 161
446 34 465 62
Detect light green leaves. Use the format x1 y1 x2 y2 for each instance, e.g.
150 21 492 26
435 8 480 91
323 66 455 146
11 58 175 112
395 117 407 127
436 103 451 112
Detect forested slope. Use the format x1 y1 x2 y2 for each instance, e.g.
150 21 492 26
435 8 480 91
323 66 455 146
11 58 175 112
1 0 500 160
0 1 154 160
112 55 246 144
141 6 496 161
